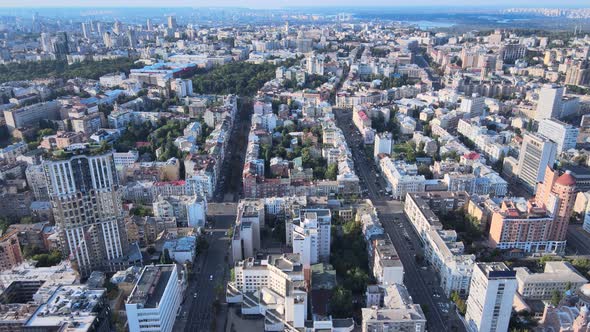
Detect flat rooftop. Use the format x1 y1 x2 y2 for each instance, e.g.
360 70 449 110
25 285 105 332
127 265 175 308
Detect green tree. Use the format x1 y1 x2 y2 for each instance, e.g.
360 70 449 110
160 249 172 264
329 286 353 318
551 290 562 306
325 164 338 180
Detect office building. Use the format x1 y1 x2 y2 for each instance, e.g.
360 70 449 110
460 93 485 118
126 264 185 332
535 84 564 121
515 261 587 300
167 16 177 30
465 263 517 332
538 118 579 154
0 231 23 272
43 150 132 277
517 133 557 193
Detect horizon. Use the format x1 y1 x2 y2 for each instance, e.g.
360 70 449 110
1 1 590 9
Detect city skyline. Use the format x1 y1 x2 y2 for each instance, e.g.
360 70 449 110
1 0 590 9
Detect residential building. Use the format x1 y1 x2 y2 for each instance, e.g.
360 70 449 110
0 231 23 272
488 198 554 253
286 208 331 267
226 254 309 331
404 192 474 296
153 195 206 228
126 264 185 332
379 157 426 200
361 284 426 332
465 263 517 332
43 150 133 277
370 235 404 286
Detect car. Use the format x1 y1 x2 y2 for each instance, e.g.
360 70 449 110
209 275 213 281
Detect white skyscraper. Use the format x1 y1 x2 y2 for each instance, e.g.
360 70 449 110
535 84 565 121
460 93 486 118
537 118 579 154
126 264 185 332
465 263 517 332
517 133 557 193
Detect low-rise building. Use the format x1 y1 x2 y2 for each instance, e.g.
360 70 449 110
515 261 588 300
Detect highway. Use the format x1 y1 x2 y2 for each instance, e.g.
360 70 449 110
334 108 466 332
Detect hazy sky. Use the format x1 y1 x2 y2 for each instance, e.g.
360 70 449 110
0 0 589 8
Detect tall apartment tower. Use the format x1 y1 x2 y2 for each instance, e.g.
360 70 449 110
465 263 517 332
535 84 564 121
517 133 557 193
44 151 130 277
167 15 177 30
535 166 577 253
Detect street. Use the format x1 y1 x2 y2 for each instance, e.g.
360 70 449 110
334 108 466 332
174 204 237 332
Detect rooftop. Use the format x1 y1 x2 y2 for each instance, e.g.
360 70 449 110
127 265 175 309
24 285 105 332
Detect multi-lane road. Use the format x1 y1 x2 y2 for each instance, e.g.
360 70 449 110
334 108 466 332
174 204 236 332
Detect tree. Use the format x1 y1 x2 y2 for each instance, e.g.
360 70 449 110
344 267 370 293
551 290 562 306
325 164 338 180
329 286 353 318
160 249 172 264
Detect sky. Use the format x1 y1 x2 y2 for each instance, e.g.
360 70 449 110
0 0 589 9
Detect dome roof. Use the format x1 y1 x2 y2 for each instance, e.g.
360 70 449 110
556 171 576 187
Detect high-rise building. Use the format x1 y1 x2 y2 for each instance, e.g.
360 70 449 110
538 118 579 154
565 60 590 86
167 15 177 30
517 133 557 193
465 263 517 332
113 20 122 35
51 32 69 59
43 150 131 277
286 208 331 268
460 93 486 118
535 84 565 121
146 19 152 31
126 264 185 332
82 22 89 39
535 167 577 251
